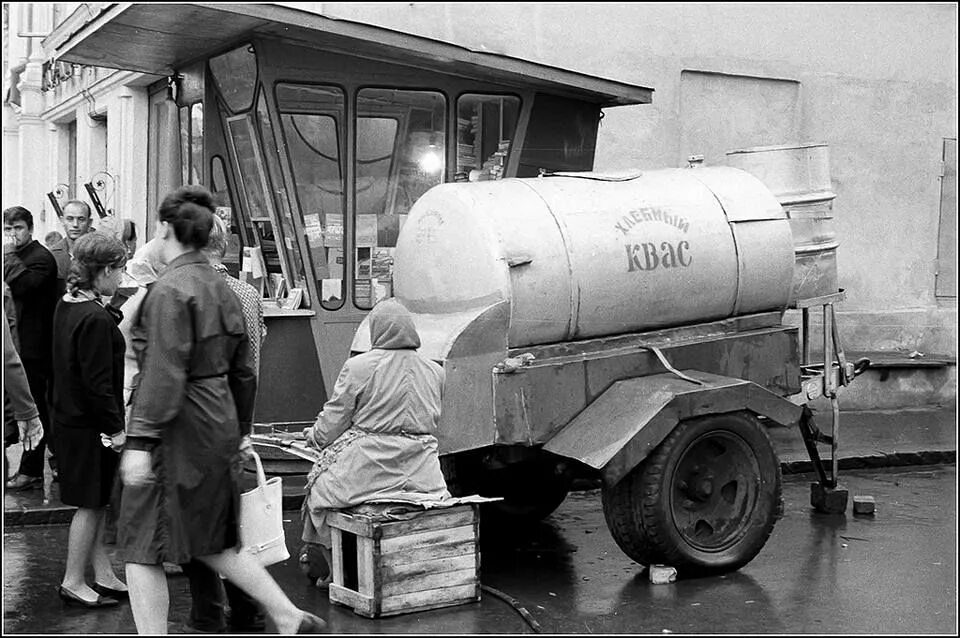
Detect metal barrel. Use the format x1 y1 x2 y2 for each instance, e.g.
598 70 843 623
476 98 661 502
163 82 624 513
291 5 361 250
726 143 839 304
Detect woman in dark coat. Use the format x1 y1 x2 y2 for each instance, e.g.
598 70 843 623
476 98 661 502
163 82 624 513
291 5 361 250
50 232 130 608
116 185 324 634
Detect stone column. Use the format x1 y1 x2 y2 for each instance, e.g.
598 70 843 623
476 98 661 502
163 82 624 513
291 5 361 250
43 121 65 236
2 103 21 209
16 53 51 233
111 85 149 247
75 90 108 193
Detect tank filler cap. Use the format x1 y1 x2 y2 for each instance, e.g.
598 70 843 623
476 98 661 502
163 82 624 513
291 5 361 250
493 353 536 374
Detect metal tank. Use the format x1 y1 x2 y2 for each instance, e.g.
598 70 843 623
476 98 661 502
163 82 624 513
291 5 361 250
726 143 839 303
393 166 795 348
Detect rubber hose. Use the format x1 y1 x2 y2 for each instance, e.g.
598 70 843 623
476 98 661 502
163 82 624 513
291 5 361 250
481 584 543 633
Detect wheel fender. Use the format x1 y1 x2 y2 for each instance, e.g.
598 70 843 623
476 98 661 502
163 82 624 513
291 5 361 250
542 369 803 488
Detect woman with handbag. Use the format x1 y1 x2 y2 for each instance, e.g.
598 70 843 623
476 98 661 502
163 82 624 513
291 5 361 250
116 185 324 634
180 213 269 634
49 232 130 608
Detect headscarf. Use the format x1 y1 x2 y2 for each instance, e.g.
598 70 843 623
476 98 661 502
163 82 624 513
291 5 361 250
368 298 421 350
125 236 166 286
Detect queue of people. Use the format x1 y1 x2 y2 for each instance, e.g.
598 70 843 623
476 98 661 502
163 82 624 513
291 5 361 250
3 187 325 634
4 184 451 635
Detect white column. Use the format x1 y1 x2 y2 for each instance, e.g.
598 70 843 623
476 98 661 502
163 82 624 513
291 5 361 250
53 123 72 197
113 86 150 248
2 105 21 209
75 74 109 227
44 121 65 235
16 53 51 233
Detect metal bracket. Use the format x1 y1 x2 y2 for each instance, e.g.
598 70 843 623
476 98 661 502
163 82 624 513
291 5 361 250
83 171 117 219
641 344 704 385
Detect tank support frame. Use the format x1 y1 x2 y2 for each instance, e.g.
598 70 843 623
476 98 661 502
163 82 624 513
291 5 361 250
793 290 870 512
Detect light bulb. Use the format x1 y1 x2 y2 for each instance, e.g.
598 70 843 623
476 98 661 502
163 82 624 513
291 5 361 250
418 150 443 174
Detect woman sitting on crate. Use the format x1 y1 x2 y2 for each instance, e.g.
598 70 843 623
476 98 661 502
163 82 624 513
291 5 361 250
300 297 450 588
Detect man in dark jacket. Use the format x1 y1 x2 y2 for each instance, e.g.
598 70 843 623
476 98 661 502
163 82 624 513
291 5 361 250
48 200 94 295
3 206 60 490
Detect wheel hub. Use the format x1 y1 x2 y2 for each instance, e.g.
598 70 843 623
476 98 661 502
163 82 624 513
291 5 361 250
669 431 760 552
695 478 714 499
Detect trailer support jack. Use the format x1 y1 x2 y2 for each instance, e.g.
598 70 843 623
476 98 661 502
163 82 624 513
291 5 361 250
797 405 847 512
795 291 863 515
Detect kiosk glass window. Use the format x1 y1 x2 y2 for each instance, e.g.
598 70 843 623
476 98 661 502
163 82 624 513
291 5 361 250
210 155 243 276
354 88 445 309
208 45 258 113
190 103 204 184
256 92 308 294
356 117 398 226
456 94 520 181
517 94 600 177
226 114 285 283
277 83 346 310
210 155 232 209
179 102 204 185
179 105 190 184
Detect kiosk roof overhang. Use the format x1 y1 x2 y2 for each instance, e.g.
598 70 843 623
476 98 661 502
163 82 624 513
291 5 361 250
44 3 653 108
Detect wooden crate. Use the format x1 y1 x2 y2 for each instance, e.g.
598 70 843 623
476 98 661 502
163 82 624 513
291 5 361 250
327 504 481 618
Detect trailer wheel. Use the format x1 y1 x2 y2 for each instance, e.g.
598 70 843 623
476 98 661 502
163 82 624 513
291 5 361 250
444 452 571 522
601 411 781 575
487 461 572 521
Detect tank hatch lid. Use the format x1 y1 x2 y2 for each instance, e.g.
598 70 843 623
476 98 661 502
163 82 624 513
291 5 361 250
44 3 653 108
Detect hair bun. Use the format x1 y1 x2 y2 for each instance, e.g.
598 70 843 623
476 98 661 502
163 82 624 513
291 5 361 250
181 185 213 209
179 201 209 219
157 185 216 249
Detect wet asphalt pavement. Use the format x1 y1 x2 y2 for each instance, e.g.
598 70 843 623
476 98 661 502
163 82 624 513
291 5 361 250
3 464 957 634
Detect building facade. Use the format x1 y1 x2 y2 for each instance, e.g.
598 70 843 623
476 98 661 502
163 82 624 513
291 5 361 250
2 2 956 409
3 3 153 242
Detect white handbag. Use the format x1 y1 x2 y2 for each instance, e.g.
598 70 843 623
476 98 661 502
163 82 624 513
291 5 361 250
239 450 290 566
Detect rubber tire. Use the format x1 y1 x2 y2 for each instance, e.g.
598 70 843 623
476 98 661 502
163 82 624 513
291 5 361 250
602 411 781 576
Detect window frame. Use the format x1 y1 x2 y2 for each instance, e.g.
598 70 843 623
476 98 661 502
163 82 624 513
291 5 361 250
274 81 350 311
352 86 448 310
454 91 523 181
222 110 297 294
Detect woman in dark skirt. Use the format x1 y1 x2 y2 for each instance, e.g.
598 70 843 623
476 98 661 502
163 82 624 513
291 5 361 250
50 232 129 608
117 185 324 634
